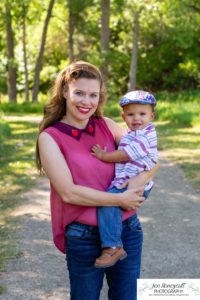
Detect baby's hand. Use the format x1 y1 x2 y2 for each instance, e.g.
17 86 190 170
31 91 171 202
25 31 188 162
91 144 107 160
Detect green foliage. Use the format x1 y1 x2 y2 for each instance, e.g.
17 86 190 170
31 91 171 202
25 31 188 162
0 116 12 143
156 103 197 127
1 0 200 98
155 90 200 127
0 102 44 114
156 89 200 102
104 100 121 119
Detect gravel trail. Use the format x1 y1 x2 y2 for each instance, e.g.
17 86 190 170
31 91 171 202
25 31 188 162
0 152 199 299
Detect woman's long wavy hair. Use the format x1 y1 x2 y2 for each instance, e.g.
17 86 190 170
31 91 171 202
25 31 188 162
36 60 107 173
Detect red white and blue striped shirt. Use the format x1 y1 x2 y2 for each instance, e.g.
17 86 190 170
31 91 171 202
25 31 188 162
111 123 158 190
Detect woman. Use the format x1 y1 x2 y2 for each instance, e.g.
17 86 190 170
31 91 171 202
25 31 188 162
36 61 157 300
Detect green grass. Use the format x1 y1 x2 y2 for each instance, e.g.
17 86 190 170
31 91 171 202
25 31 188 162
156 101 200 127
0 102 44 115
156 122 200 189
0 117 39 278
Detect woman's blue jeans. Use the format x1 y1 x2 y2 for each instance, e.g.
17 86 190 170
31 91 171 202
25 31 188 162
65 214 143 300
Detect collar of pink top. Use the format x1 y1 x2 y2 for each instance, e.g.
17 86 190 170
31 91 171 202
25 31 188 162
52 117 96 140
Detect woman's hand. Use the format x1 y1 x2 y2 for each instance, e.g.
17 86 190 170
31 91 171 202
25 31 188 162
119 187 144 211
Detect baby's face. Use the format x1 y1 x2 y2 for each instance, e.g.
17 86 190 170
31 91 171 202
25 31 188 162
122 103 155 131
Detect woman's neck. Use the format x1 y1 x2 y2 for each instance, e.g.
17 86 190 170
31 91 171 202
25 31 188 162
61 115 89 129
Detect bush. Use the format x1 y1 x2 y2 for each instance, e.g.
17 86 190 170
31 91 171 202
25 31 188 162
104 101 121 118
0 118 11 143
156 101 200 127
0 102 43 114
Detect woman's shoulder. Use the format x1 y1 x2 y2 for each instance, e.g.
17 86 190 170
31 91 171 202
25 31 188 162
100 117 124 144
93 116 117 132
39 123 63 146
98 116 118 130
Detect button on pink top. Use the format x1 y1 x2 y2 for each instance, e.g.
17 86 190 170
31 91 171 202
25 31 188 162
44 117 136 253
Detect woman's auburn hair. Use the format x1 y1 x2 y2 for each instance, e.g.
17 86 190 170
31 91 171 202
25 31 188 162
36 61 107 173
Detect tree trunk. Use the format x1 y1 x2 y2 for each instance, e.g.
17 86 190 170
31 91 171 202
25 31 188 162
68 0 75 63
5 3 17 103
32 0 55 103
128 11 140 92
22 4 29 102
100 0 110 85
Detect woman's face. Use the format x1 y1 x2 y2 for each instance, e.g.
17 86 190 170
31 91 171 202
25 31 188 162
64 77 100 127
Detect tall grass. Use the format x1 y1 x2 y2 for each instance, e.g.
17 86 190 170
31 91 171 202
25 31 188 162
0 117 11 143
0 102 43 115
156 101 200 127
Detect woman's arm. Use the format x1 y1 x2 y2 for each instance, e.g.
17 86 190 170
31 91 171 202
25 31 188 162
38 132 144 211
121 163 159 190
103 117 124 145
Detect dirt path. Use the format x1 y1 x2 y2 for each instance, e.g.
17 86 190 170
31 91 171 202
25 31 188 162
0 152 199 299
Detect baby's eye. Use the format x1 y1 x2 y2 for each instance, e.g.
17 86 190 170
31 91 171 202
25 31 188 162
140 112 146 116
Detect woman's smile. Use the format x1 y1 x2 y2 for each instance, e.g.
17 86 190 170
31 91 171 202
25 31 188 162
76 106 92 114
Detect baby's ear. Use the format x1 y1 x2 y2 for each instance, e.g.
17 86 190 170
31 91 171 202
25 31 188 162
121 112 125 121
151 111 156 120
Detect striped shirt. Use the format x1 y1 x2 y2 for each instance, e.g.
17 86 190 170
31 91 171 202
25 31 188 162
111 123 158 190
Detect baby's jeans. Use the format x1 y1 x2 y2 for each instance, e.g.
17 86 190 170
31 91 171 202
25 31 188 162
97 186 151 248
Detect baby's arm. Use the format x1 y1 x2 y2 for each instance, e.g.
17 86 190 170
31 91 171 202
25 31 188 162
91 144 129 162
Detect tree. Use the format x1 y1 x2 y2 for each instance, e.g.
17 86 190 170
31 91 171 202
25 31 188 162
67 0 75 62
185 0 200 13
67 0 90 63
32 0 55 103
100 0 110 85
128 9 141 91
128 1 154 91
22 1 29 102
5 1 17 102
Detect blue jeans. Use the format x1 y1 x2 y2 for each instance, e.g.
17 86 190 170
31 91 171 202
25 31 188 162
65 214 143 300
98 186 151 248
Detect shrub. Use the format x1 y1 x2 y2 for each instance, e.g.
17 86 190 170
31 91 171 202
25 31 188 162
0 118 11 143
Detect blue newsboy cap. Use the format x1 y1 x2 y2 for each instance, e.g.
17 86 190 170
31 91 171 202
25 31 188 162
119 90 156 107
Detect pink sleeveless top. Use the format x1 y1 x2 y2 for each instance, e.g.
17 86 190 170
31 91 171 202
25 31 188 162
44 117 136 253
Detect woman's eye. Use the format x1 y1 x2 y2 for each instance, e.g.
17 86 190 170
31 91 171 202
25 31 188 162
91 93 98 98
75 91 83 96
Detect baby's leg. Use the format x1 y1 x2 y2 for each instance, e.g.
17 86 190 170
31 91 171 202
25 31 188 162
97 206 123 249
95 187 127 268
